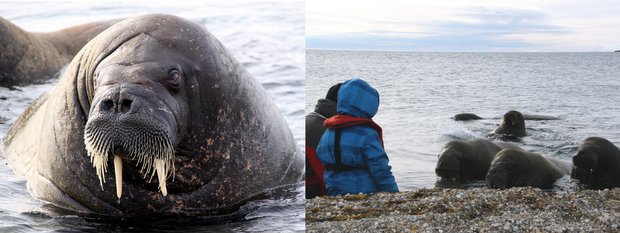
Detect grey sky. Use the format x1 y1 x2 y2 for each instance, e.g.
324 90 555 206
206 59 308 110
307 0 620 51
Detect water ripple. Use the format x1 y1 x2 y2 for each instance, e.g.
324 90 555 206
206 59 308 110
307 50 620 190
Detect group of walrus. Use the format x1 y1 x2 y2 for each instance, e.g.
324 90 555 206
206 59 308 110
437 110 620 190
1 14 303 217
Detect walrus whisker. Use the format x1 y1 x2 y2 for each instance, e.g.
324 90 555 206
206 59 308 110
85 119 176 198
123 134 175 194
85 130 115 190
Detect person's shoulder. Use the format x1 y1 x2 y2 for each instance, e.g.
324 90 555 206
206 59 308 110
306 111 327 120
344 124 379 136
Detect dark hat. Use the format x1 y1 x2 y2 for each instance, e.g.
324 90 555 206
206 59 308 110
325 83 342 102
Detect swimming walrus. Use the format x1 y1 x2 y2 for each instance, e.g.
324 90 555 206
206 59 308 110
571 137 620 189
3 14 303 217
453 110 561 140
452 111 560 121
452 113 484 121
486 148 571 189
492 110 527 138
435 138 522 180
0 16 118 86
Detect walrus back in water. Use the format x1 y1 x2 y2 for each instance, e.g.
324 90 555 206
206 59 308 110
0 17 118 86
486 149 570 189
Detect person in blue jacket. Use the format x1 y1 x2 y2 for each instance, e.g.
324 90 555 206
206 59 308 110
316 78 399 196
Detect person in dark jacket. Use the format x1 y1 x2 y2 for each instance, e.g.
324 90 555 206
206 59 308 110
305 83 342 199
316 78 398 196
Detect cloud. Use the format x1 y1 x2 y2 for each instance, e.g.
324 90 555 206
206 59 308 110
307 1 620 51
447 7 569 35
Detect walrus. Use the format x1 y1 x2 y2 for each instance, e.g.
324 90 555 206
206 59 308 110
3 14 303 217
435 138 522 180
452 112 560 121
571 137 620 189
492 110 526 138
486 148 571 189
0 16 118 86
452 113 483 121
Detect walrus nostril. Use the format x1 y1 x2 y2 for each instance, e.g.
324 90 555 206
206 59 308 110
99 98 132 113
121 99 132 113
101 100 114 112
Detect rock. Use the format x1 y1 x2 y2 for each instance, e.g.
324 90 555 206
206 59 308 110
306 188 620 232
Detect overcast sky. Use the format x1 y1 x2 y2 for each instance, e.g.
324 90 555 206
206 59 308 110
306 0 620 52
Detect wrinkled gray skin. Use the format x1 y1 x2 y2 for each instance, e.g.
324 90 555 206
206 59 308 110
435 139 522 180
571 137 620 189
3 14 303 217
486 149 570 189
0 17 118 86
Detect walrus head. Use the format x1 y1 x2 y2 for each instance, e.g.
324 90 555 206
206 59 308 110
67 14 293 212
435 149 462 179
486 149 522 189
571 137 620 189
494 110 526 139
485 164 516 189
435 141 482 180
570 141 599 182
502 110 525 128
83 37 189 198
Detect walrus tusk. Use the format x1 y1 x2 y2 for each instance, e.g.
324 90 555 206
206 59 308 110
114 155 123 199
154 159 168 196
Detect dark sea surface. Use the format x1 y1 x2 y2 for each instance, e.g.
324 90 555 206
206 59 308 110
0 1 304 232
306 49 620 191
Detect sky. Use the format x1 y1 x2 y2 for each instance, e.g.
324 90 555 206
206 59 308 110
306 0 620 52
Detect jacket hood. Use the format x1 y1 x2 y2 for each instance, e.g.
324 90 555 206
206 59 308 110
337 79 379 119
314 99 337 118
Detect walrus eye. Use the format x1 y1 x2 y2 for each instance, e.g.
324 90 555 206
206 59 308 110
168 69 181 88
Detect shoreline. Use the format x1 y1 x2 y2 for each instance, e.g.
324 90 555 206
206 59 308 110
306 187 620 232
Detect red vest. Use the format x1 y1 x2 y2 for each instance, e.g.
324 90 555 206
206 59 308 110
323 114 384 147
306 114 384 196
305 145 326 196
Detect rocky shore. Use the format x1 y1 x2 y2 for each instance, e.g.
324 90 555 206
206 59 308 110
306 187 620 232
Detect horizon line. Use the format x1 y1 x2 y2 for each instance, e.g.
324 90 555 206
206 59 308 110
306 48 619 53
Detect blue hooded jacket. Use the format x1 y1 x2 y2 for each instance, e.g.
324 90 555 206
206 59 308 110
316 79 399 196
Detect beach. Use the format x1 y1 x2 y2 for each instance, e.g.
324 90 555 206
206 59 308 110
306 187 620 232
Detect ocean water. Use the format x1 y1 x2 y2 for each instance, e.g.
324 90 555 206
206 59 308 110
0 1 304 232
306 49 620 191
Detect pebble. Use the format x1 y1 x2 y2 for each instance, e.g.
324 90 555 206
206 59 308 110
306 187 620 232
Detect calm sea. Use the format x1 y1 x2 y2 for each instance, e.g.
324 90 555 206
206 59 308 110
0 1 304 232
306 49 620 191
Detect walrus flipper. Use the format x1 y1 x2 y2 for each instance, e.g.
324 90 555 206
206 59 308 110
3 90 52 178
